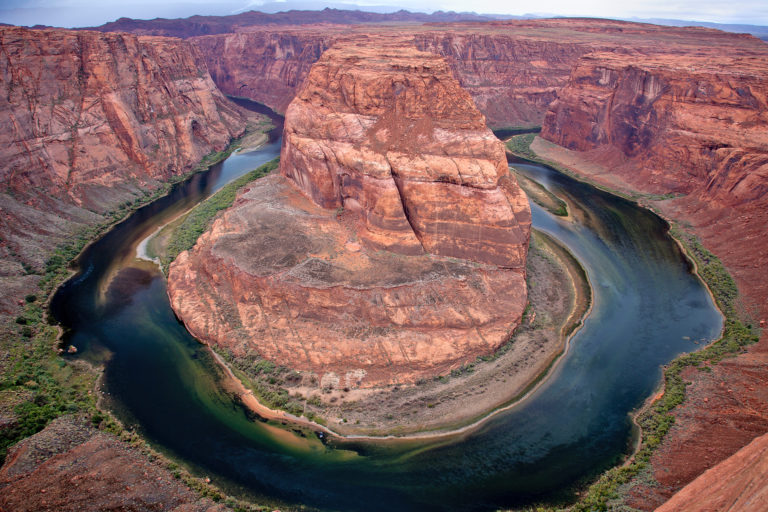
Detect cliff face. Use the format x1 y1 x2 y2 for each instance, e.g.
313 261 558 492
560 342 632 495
168 39 530 388
537 43 768 510
280 38 530 267
540 50 768 322
0 26 247 315
410 32 588 127
655 429 768 512
190 24 590 126
192 29 333 114
542 52 768 200
190 19 762 128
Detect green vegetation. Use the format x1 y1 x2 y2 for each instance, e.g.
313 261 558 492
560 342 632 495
505 135 760 511
505 133 540 160
215 347 313 421
568 228 758 512
511 166 568 216
161 158 279 272
1 126 276 510
0 304 97 462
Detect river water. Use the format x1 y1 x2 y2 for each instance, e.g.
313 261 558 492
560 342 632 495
51 109 722 511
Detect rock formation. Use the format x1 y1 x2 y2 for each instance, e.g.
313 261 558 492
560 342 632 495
189 19 764 127
193 28 333 116
168 38 531 388
0 26 248 315
0 415 224 512
655 430 768 512
536 40 768 510
539 48 768 327
279 37 530 267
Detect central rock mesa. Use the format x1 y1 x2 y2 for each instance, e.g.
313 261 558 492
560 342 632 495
168 39 531 388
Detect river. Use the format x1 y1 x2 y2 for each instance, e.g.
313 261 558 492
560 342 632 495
51 104 722 511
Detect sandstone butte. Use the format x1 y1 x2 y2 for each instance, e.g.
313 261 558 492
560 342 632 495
0 26 248 316
167 38 531 388
535 45 768 509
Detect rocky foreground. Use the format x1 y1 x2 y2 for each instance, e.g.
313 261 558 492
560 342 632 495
168 38 530 388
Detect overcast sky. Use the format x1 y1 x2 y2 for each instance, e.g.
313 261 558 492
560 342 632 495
2 0 767 28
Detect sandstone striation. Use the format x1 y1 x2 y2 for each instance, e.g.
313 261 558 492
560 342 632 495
168 39 531 388
280 38 530 267
189 19 765 127
0 26 248 315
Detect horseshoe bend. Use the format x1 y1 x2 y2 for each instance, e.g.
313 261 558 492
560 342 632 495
1 8 767 512
167 38 533 390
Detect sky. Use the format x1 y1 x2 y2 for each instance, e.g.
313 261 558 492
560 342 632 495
1 0 767 28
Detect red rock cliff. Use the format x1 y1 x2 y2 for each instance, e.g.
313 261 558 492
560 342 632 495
541 50 768 322
537 43 768 510
0 26 247 315
168 39 530 388
190 19 759 128
280 37 530 267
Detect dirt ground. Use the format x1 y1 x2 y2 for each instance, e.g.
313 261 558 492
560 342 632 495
0 415 226 512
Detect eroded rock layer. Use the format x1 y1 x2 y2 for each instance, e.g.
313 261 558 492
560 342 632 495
190 19 765 127
540 49 768 327
0 26 247 315
168 40 530 387
535 43 768 510
280 38 530 268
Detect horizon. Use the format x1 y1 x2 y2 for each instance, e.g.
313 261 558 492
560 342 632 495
1 0 767 29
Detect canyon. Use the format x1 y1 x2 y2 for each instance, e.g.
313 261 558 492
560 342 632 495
0 10 767 512
188 19 766 128
167 37 531 389
0 26 252 316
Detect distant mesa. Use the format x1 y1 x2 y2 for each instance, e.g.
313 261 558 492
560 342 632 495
168 37 532 388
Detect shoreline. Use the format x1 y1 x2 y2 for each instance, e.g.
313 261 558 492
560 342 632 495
505 134 740 506
194 228 594 442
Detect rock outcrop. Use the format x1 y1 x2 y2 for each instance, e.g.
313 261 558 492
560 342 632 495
0 415 224 512
655 430 768 512
193 28 333 116
540 48 768 326
168 39 531 388
0 26 248 315
280 38 530 267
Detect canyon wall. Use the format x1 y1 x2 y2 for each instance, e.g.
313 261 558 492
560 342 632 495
0 26 248 315
540 49 768 324
192 29 333 115
189 23 591 126
190 19 760 128
168 39 531 388
537 42 768 510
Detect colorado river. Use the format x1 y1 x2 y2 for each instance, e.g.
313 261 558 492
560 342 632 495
51 106 722 511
